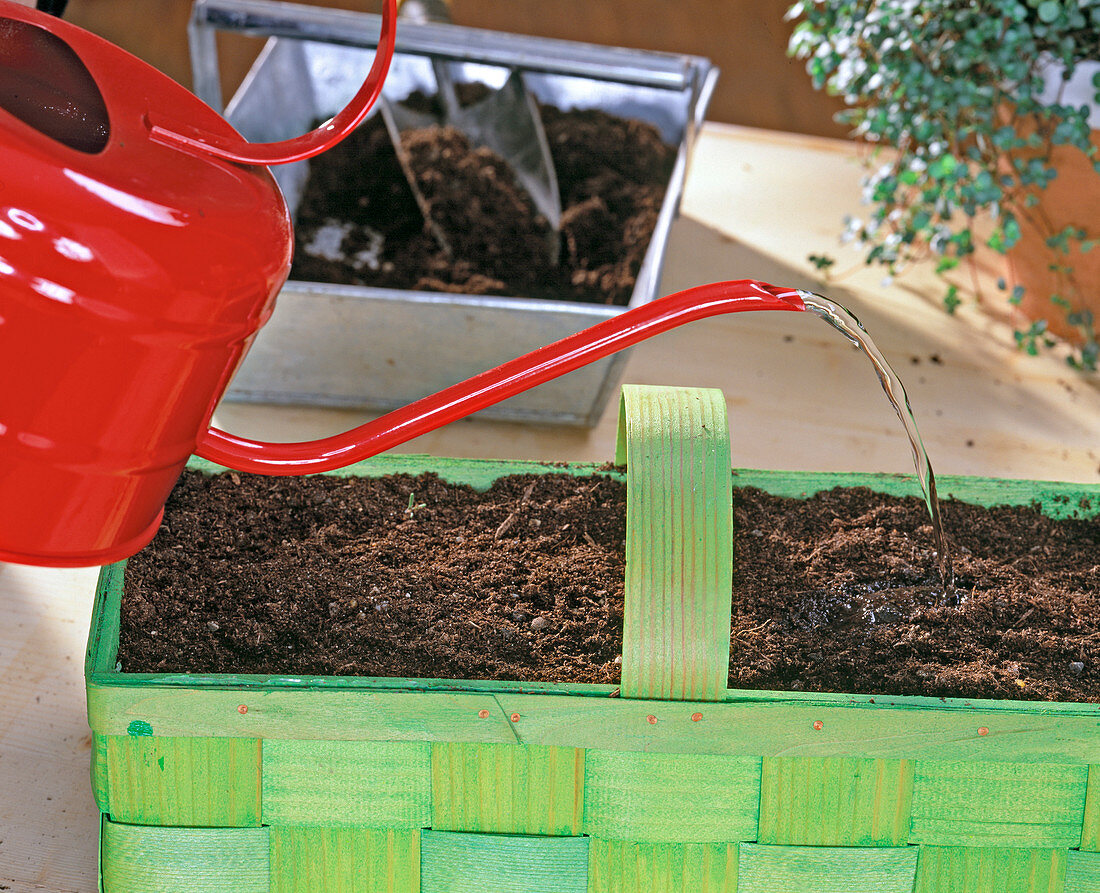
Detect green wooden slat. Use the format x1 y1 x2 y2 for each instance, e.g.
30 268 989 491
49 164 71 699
493 693 1100 763
587 839 737 892
617 385 732 702
100 819 269 893
420 831 587 893
92 731 110 813
914 846 1068 893
88 683 1100 762
910 761 1088 847
105 735 261 826
86 560 124 676
263 740 430 828
758 757 914 846
583 750 760 842
430 743 583 835
728 468 1100 520
88 686 516 742
1081 767 1100 851
736 843 918 893
269 826 420 893
1066 850 1100 893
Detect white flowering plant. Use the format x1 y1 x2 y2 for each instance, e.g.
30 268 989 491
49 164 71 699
788 0 1100 368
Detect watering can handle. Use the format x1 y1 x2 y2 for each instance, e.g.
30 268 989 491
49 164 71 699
196 280 807 475
148 0 398 165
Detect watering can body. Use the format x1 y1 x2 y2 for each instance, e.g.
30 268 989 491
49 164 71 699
0 3 292 565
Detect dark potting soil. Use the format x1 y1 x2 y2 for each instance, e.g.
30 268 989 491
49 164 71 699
288 103 675 305
119 470 1100 702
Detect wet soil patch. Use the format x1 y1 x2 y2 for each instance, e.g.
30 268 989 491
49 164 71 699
289 103 675 305
120 471 1100 702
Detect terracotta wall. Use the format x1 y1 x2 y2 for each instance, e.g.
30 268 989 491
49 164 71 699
62 0 849 138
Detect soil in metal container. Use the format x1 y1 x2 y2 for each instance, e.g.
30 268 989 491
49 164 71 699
289 103 675 305
119 470 1100 702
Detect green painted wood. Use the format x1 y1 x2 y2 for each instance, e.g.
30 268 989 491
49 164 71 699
430 743 584 835
493 693 1100 763
269 827 419 893
100 819 269 892
104 735 261 826
91 731 110 813
583 750 760 842
736 842 919 893
419 831 587 893
910 761 1088 847
263 740 430 828
87 686 517 743
187 454 623 494
913 845 1068 893
616 385 732 702
587 839 737 892
1066 850 1100 893
729 468 1100 520
1081 766 1100 851
86 560 123 677
757 756 914 846
87 681 1100 762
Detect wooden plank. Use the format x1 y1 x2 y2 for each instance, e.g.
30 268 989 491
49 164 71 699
583 750 760 842
1066 850 1100 893
736 842 918 893
104 735 261 827
1082 766 1100 852
91 732 110 813
430 743 584 835
269 827 419 893
587 839 737 893
187 454 623 494
85 561 124 676
910 760 1088 847
493 693 1100 763
914 845 1068 893
88 685 517 743
729 469 1100 520
262 740 430 828
100 819 269 893
617 386 732 702
420 831 588 893
757 757 914 846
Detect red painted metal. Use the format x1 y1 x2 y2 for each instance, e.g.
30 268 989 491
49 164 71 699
0 0 806 568
198 281 806 474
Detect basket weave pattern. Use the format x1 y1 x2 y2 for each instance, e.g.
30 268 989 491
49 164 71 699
88 387 1100 892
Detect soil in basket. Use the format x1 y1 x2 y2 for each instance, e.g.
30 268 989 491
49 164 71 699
119 470 1100 703
288 100 675 305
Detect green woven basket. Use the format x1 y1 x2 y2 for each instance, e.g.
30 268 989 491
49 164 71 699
86 385 1100 892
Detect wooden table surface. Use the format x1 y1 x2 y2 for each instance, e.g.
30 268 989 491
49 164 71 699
3 123 1099 892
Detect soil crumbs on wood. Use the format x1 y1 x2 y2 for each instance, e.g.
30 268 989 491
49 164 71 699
289 104 674 305
120 471 1100 702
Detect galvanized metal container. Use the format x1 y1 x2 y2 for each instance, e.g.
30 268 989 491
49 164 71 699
189 0 718 425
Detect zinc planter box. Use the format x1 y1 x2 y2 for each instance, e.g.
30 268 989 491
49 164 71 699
188 0 717 426
86 385 1100 892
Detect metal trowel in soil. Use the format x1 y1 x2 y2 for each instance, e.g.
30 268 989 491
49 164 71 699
379 0 562 264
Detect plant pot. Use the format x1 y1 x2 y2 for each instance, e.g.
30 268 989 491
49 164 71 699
85 384 1100 891
186 0 717 426
1005 60 1100 345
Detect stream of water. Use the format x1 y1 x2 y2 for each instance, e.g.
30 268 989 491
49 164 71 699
797 290 956 594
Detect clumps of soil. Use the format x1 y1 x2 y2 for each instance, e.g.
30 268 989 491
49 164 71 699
119 471 1100 702
289 101 675 305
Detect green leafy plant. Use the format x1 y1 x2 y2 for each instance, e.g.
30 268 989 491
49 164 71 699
788 0 1100 368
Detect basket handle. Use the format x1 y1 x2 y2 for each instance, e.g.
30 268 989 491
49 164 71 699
615 385 733 702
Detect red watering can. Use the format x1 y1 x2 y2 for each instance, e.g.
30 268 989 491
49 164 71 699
0 0 805 568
